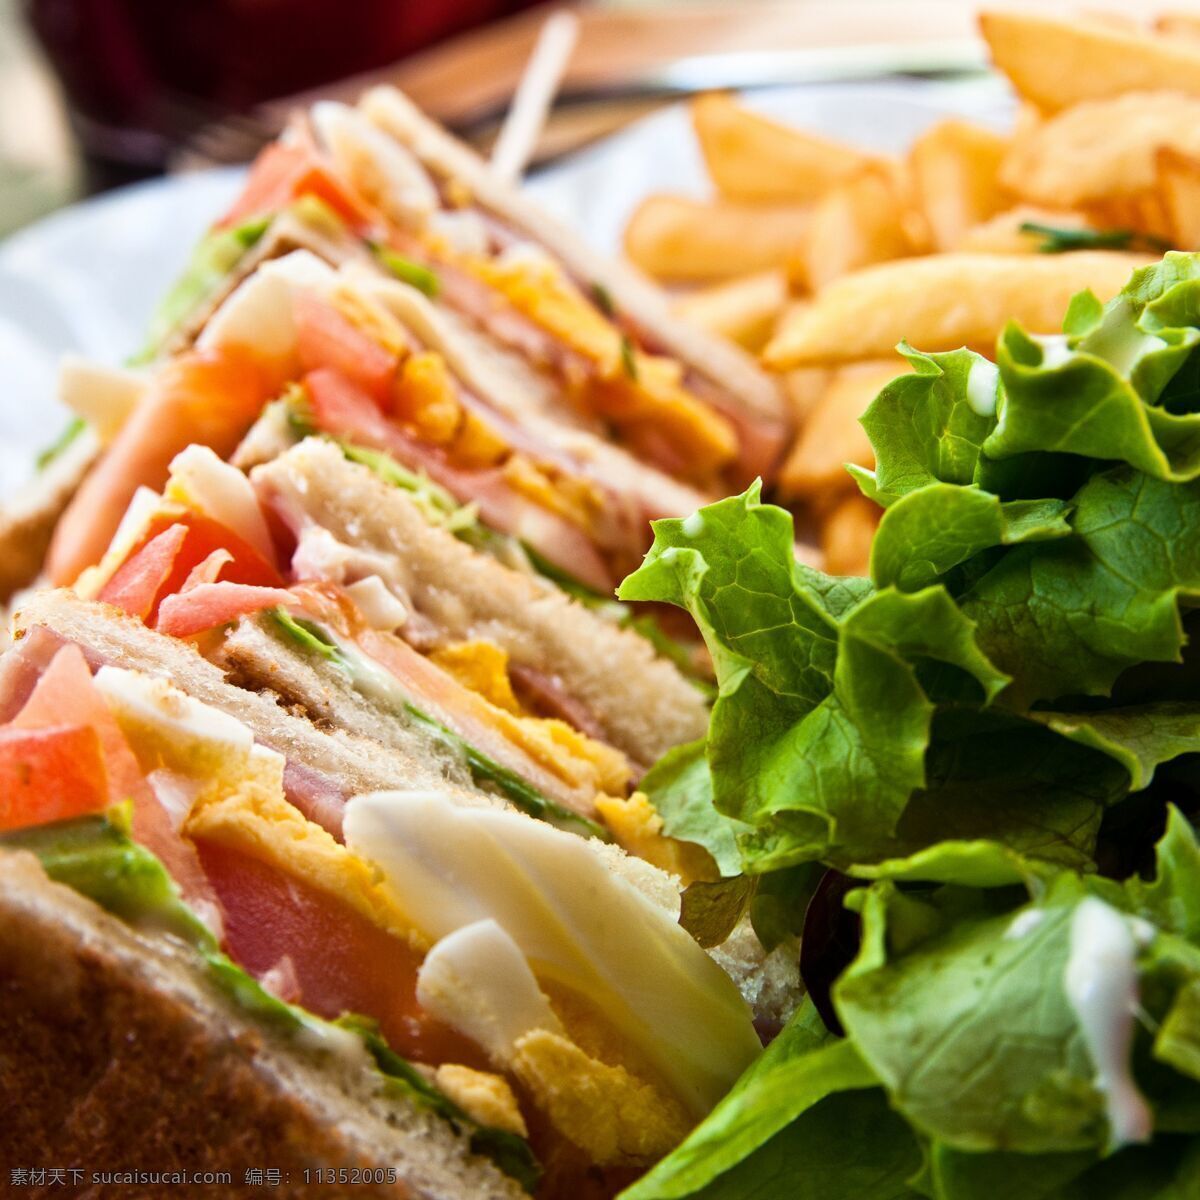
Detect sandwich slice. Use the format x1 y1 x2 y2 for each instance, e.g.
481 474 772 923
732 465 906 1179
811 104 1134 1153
5 85 788 605
2 593 788 1194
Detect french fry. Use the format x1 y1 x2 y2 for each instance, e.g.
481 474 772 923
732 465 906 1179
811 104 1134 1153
1156 12 1200 41
908 119 1010 250
802 165 914 291
999 92 1200 208
782 364 833 425
672 270 788 351
980 10 1200 111
820 494 879 578
764 251 1152 368
1158 147 1200 248
778 361 906 500
956 206 1096 254
691 91 881 203
623 194 811 282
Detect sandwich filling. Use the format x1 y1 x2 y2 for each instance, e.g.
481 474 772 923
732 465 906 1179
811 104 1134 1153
0 631 760 1189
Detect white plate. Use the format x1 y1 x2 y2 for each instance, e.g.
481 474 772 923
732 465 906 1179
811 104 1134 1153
0 75 1012 501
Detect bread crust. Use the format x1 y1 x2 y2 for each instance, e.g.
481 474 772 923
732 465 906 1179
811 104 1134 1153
0 851 524 1199
358 88 785 430
251 439 710 765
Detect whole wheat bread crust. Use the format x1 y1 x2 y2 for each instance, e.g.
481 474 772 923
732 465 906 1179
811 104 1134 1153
0 851 523 1199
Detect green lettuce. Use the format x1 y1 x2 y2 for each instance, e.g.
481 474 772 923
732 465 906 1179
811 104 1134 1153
624 252 1200 1197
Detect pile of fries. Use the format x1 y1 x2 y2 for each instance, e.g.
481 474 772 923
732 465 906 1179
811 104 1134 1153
625 8 1200 574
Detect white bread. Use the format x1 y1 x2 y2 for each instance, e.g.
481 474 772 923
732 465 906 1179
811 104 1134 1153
358 87 786 430
252 438 711 765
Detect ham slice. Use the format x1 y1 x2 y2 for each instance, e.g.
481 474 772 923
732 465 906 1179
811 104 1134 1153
195 837 489 1069
305 367 614 592
155 581 298 638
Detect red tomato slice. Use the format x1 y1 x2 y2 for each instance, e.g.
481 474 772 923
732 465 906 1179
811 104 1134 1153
0 724 109 831
46 347 272 588
10 643 224 927
155 581 297 638
97 523 190 620
218 141 373 232
304 366 398 442
294 292 398 405
219 142 310 229
155 510 285 598
196 838 490 1070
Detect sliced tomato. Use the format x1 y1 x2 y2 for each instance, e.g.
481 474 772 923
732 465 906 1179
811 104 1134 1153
294 292 398 406
97 523 190 620
11 643 223 929
196 838 490 1070
154 510 285 597
304 366 397 442
218 140 372 232
155 581 297 638
47 347 271 587
0 725 109 831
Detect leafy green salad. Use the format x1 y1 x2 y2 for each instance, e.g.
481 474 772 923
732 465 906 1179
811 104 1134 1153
619 253 1200 1198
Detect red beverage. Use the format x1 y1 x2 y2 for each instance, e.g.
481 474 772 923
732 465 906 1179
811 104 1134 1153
24 0 544 185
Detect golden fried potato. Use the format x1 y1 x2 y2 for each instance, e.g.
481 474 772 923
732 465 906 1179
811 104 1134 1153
778 361 907 500
908 119 1010 250
1158 147 1200 248
980 11 1200 111
1157 12 1200 41
999 92 1200 207
763 251 1152 368
802 165 915 292
623 194 811 282
956 206 1095 254
781 363 833 424
692 91 880 203
672 270 788 351
820 494 879 578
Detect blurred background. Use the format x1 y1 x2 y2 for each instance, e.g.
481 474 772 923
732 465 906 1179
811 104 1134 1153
0 0 995 238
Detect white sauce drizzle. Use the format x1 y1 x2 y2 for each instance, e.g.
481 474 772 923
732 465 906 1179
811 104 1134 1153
965 359 1000 418
1062 897 1154 1149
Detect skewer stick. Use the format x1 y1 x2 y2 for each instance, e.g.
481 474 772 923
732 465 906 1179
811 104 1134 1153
490 9 580 184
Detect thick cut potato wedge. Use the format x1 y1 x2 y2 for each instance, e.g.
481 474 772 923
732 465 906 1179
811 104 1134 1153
956 206 1095 254
820 493 879 578
802 166 914 291
691 91 879 203
1159 147 1200 248
909 119 1010 250
778 360 906 500
624 194 811 282
999 92 1200 207
764 251 1152 367
672 270 788 351
980 11 1200 111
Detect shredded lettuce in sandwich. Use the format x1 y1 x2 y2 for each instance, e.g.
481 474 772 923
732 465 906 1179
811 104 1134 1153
619 252 1200 1197
35 415 87 471
267 607 608 841
2 806 540 1191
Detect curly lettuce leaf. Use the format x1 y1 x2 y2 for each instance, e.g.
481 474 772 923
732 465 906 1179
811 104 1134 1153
962 470 1200 704
621 486 1014 870
870 484 1071 592
620 1000 882 1200
836 816 1200 1159
853 346 998 507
